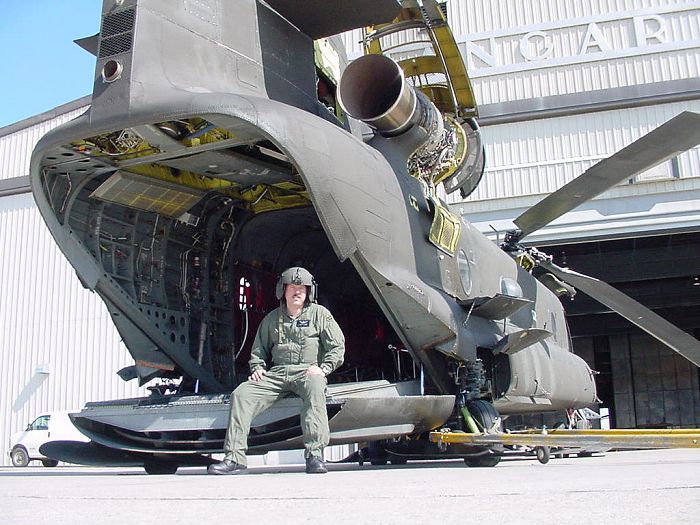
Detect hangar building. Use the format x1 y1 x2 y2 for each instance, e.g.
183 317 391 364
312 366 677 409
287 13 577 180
1 0 699 464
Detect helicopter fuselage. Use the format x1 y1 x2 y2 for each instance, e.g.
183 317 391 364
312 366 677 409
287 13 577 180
29 0 599 468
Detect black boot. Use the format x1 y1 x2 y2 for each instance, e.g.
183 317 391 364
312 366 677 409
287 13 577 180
207 459 248 475
305 455 328 474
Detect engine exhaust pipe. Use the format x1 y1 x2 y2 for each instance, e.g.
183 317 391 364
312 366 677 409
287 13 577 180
339 54 485 197
339 54 431 137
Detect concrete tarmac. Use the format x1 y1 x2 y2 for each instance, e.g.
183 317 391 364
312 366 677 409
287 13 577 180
1 448 698 525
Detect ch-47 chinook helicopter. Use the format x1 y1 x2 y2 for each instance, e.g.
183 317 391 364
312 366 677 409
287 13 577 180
32 0 700 473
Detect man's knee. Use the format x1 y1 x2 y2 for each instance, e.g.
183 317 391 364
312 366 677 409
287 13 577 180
231 381 264 414
306 373 326 388
303 375 327 402
232 383 249 402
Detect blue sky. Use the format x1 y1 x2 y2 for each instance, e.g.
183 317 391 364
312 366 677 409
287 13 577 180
0 1 102 128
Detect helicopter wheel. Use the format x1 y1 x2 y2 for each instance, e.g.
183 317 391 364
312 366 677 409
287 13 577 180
465 400 501 433
368 441 388 466
388 454 408 465
463 400 502 468
464 454 501 468
144 461 179 475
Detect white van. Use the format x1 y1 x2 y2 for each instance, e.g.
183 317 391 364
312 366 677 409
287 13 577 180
9 412 89 467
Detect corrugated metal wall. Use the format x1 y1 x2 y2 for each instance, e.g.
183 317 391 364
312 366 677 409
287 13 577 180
0 106 88 181
462 1 700 104
2 0 699 465
470 99 700 202
342 1 700 105
1 103 144 466
448 0 684 35
0 192 148 465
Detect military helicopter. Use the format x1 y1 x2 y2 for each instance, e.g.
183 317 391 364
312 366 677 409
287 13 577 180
32 0 700 473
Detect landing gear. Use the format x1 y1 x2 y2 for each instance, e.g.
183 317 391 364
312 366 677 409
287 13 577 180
389 455 408 465
367 441 388 465
144 461 179 475
464 454 501 468
41 459 59 467
365 441 409 466
465 400 500 433
462 399 502 468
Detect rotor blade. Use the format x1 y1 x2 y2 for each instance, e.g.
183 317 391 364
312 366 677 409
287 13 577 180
540 261 700 368
514 111 700 239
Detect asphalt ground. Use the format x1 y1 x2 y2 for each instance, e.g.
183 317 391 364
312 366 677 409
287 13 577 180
1 448 698 525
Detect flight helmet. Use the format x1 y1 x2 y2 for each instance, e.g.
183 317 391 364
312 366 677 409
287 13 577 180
275 267 317 303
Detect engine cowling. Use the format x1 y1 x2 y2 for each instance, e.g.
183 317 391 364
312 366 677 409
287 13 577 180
338 53 485 197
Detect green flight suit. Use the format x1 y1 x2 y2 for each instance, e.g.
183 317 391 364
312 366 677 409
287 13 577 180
224 303 345 465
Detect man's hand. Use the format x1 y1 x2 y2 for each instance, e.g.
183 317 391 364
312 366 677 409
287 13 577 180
249 368 267 382
306 365 326 377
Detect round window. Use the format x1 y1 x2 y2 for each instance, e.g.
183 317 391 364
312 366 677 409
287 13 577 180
458 250 472 295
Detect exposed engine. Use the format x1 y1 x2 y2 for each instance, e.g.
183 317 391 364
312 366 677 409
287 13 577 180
338 53 484 196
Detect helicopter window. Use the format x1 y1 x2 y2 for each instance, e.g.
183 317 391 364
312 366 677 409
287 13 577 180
457 250 472 295
550 311 558 341
238 277 251 311
500 277 523 298
314 38 344 122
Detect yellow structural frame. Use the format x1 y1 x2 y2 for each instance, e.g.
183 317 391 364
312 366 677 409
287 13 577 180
364 0 477 118
430 428 700 449
72 120 311 216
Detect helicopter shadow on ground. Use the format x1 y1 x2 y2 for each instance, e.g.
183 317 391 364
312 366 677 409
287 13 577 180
0 455 554 477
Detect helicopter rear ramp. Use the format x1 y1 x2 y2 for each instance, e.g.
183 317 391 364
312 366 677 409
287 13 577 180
47 380 454 465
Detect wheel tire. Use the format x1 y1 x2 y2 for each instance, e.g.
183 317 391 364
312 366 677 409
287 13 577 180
368 441 387 466
464 455 501 468
536 446 551 464
389 455 407 465
11 447 30 467
465 400 501 433
464 400 502 468
41 459 59 467
144 462 179 475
